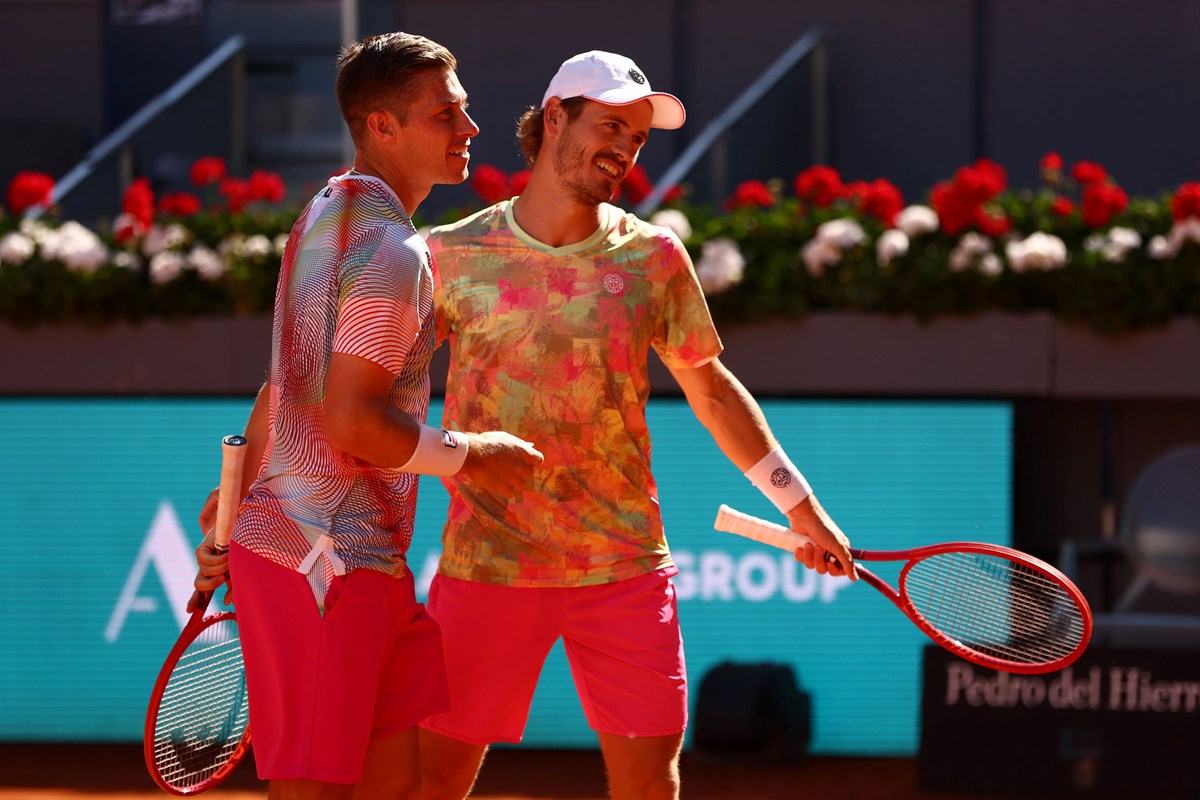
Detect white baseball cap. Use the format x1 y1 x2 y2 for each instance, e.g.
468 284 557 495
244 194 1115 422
541 50 686 130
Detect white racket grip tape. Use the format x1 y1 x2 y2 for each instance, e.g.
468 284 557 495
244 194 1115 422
214 434 248 550
713 504 812 552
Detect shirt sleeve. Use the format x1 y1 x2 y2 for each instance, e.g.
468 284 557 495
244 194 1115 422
331 228 429 376
652 230 724 369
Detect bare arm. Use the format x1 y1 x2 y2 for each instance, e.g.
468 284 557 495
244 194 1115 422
324 352 542 495
669 357 857 579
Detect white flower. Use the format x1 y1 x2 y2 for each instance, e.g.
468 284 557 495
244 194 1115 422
416 226 433 241
875 229 909 267
1168 218 1200 251
243 234 273 258
19 217 54 247
802 237 842 277
1085 227 1142 263
979 253 1003 276
218 234 244 258
895 205 939 237
41 221 108 273
814 218 866 249
694 237 745 295
949 232 994 272
1108 227 1142 251
274 233 290 256
188 245 225 280
221 233 274 260
1006 232 1068 272
141 223 189 257
1148 235 1175 260
149 251 185 285
0 232 36 265
650 208 693 241
112 251 142 270
1102 227 1142 263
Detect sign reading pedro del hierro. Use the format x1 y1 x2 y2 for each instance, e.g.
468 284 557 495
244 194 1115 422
919 645 1200 797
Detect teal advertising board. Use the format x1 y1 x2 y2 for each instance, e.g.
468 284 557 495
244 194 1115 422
0 398 1011 754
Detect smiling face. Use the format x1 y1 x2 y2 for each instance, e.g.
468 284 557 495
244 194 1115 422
385 67 480 202
550 98 653 205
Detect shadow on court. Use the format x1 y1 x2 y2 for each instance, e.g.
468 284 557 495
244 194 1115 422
0 743 1083 800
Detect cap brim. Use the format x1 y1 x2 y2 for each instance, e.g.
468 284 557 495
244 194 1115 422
582 88 687 130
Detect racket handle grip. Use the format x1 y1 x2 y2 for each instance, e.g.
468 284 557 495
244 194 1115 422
214 434 248 549
714 504 812 552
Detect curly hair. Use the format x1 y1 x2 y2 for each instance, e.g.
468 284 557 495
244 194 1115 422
514 97 589 167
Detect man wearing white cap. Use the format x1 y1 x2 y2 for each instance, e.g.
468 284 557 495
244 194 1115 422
418 51 856 799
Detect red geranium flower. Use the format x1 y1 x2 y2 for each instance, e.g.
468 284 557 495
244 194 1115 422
159 191 201 217
1170 183 1200 222
794 165 844 207
469 164 510 205
1071 160 1107 187
220 177 251 213
247 170 286 204
1040 152 1063 185
846 179 904 226
122 177 155 228
190 156 227 187
930 158 1008 236
1050 196 1075 217
6 171 55 214
725 180 774 211
113 213 146 245
1080 181 1128 228
976 206 1012 238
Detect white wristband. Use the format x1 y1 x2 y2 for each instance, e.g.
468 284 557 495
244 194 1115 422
744 446 812 514
399 424 469 476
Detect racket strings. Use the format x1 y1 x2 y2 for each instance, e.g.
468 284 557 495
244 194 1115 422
902 552 1086 666
152 619 249 789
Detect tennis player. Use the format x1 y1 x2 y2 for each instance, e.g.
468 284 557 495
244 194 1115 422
193 32 542 800
417 51 857 800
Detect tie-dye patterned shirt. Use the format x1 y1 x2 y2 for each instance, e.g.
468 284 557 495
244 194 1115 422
232 173 436 599
430 200 723 587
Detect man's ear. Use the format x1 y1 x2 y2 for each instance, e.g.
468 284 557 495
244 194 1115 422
365 110 396 141
543 98 563 138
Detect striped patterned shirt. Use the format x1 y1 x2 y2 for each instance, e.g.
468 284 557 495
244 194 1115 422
232 173 436 601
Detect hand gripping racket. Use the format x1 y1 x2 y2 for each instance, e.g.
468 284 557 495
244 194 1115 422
145 435 250 794
714 504 1092 674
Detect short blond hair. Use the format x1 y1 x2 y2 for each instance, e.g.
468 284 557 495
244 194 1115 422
336 32 457 144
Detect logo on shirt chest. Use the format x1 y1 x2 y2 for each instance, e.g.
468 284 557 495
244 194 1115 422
602 272 625 295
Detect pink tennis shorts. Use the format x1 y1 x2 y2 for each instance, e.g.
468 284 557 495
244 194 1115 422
229 542 449 783
420 569 687 744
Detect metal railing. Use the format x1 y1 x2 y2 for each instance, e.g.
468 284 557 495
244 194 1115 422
637 28 830 216
35 35 247 223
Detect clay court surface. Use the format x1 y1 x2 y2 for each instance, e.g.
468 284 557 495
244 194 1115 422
0 744 1061 800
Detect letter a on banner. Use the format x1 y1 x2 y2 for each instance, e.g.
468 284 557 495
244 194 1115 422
104 500 197 643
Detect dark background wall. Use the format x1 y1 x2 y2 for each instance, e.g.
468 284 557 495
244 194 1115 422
4 1 1200 212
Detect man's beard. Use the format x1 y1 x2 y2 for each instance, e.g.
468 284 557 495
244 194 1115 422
553 127 618 206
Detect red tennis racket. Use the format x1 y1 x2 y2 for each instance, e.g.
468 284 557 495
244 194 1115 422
714 504 1092 674
144 435 250 795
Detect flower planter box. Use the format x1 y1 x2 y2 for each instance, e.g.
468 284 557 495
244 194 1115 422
2 313 1197 398
0 317 273 395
